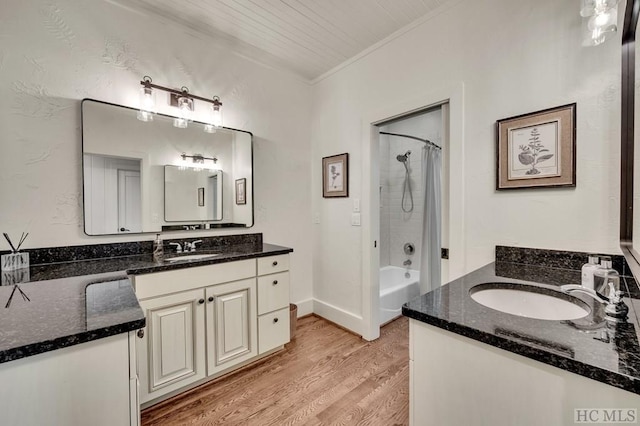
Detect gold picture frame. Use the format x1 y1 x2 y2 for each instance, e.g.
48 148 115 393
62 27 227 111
322 153 349 198
496 103 576 190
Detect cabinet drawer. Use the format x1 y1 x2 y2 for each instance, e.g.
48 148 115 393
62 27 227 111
258 307 290 354
134 259 256 300
257 272 290 315
257 254 289 276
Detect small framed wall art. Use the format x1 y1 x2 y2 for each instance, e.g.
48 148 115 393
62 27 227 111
235 178 246 205
496 103 576 190
197 187 205 207
322 153 349 198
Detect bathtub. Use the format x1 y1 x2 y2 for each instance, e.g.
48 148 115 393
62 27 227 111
379 265 421 326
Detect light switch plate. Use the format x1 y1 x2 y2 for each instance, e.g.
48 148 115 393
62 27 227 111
353 198 360 212
313 213 320 224
351 213 361 226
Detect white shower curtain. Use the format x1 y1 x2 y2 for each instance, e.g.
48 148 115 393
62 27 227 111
420 145 442 293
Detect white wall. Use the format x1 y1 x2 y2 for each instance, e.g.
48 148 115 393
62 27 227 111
0 0 313 311
311 0 621 332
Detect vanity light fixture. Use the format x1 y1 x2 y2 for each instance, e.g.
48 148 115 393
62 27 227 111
181 153 219 170
581 0 620 46
137 76 223 131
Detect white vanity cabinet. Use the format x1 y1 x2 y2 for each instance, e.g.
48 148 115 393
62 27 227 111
0 333 136 426
133 255 290 406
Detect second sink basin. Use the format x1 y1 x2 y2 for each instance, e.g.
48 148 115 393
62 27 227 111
469 283 591 321
164 254 220 262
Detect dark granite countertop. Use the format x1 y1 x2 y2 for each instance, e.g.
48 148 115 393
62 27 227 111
403 261 640 395
0 272 145 364
0 240 293 364
26 243 293 282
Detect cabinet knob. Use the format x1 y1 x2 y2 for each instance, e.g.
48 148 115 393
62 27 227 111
198 298 205 304
273 280 278 285
273 317 279 323
137 329 144 339
208 296 214 302
272 261 278 266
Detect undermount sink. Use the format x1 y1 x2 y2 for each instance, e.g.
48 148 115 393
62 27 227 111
469 283 591 321
164 254 220 262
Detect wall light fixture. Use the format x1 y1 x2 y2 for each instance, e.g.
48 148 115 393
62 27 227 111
581 0 620 46
181 153 219 170
137 76 223 132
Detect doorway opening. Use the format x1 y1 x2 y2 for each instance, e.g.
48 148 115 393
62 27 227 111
376 105 449 328
360 84 464 341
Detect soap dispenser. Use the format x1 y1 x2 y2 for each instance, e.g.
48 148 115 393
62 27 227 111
581 255 600 289
153 233 163 262
593 256 620 299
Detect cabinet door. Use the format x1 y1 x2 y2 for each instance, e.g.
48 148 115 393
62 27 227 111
206 278 257 376
137 288 205 404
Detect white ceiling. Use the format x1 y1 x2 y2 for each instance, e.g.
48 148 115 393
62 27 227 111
110 0 452 81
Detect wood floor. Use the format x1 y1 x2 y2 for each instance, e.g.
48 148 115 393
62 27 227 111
141 315 409 426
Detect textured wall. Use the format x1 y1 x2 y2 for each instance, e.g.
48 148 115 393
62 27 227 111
0 0 313 307
311 0 621 323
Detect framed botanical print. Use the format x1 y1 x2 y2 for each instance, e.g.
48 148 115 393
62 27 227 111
322 153 349 198
496 103 576 190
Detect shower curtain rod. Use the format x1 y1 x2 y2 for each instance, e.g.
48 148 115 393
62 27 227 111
379 131 441 150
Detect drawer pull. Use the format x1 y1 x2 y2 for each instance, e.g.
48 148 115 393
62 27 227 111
273 318 279 323
273 280 278 285
272 261 278 266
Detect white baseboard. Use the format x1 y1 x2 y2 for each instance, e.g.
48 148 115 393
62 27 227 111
292 298 313 317
313 298 364 336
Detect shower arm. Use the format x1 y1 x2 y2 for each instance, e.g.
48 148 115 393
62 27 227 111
379 131 442 151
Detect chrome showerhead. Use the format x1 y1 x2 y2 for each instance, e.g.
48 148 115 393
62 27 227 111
396 150 411 163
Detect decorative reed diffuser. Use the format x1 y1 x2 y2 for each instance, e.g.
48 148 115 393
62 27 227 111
1 232 29 272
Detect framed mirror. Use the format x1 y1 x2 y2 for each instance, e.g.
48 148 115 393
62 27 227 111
620 0 640 277
81 99 253 236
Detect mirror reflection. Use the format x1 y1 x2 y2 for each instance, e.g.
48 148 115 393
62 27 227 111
164 166 223 222
81 99 253 235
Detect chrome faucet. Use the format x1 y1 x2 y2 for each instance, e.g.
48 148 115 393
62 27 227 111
184 240 203 252
169 242 182 253
560 283 628 320
403 259 412 267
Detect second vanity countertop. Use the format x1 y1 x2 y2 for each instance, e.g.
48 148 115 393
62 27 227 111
402 261 640 395
0 242 293 364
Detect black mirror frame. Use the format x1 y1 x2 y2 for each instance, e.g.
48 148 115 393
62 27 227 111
620 0 640 277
